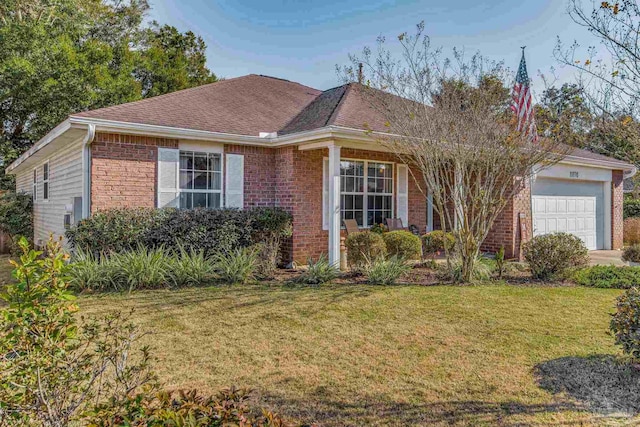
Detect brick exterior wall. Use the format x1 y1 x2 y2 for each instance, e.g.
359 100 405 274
90 132 178 212
224 145 276 208
92 132 627 262
480 177 531 260
613 169 624 250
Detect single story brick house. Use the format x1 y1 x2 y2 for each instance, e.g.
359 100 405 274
6 74 636 263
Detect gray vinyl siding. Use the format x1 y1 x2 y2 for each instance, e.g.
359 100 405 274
14 140 84 245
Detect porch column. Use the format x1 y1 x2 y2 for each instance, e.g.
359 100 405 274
328 144 341 266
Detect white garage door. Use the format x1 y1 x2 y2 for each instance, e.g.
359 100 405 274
532 177 605 250
532 195 597 249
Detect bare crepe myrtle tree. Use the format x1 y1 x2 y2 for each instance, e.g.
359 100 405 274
341 22 568 282
555 0 640 119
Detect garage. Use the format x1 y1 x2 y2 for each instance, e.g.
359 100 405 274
532 167 610 250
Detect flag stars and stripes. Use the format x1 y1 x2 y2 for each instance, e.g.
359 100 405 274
511 48 539 143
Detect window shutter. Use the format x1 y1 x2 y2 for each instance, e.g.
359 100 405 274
397 164 409 225
225 154 244 208
157 148 179 208
323 157 329 230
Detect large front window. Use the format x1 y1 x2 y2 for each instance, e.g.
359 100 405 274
179 151 222 209
340 160 393 227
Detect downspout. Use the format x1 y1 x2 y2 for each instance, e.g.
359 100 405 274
81 124 96 219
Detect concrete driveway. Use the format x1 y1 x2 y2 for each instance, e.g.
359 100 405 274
589 250 626 266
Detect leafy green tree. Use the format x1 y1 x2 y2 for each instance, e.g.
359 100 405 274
0 0 217 190
136 23 217 98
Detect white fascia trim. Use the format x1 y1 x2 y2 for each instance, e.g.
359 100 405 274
559 156 637 177
69 116 273 146
6 120 72 173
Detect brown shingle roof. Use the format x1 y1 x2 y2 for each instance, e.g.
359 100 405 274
73 74 321 136
279 83 390 135
71 74 633 171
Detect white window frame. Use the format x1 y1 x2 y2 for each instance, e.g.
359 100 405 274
339 158 394 228
32 168 37 201
42 161 50 202
178 150 223 209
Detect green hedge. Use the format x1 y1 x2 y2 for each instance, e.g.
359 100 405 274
0 191 33 248
624 198 640 219
66 207 292 258
574 265 640 289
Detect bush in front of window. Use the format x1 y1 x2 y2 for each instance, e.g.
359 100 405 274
422 230 455 258
345 231 387 271
66 207 165 254
66 207 293 267
523 232 589 280
382 230 422 260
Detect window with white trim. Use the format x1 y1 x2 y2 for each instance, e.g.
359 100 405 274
42 161 49 201
178 151 222 209
340 159 393 227
32 169 37 201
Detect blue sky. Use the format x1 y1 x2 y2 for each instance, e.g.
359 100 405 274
149 0 599 96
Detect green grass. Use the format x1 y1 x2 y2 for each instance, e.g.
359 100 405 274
77 284 638 426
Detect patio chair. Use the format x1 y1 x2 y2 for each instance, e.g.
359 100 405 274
385 218 404 231
343 219 361 235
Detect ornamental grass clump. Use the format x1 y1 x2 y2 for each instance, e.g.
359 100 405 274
109 246 170 292
365 256 411 285
214 247 258 285
296 254 340 285
168 245 216 287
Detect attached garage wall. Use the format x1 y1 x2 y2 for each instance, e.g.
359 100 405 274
532 178 605 249
532 163 615 250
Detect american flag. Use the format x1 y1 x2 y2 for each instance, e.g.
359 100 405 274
511 49 539 143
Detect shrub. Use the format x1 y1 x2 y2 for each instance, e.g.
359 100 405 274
610 287 640 361
168 246 216 287
0 191 33 250
366 256 411 285
296 254 340 285
422 230 455 257
383 230 422 260
109 246 170 291
0 237 155 426
574 265 640 289
87 387 289 427
624 218 640 245
523 232 589 280
345 231 387 271
370 223 387 234
67 207 164 254
214 247 257 284
622 244 640 264
624 198 640 219
66 207 293 259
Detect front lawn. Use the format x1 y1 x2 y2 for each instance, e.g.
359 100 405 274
78 284 638 426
